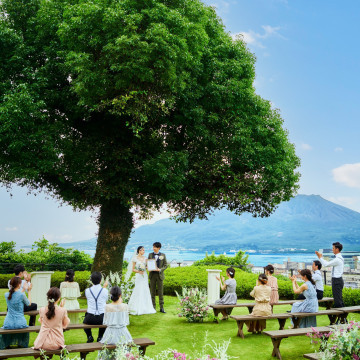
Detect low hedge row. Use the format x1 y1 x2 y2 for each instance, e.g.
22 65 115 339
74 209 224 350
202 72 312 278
1 266 359 306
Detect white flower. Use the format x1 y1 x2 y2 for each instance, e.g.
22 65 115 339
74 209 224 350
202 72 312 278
159 255 164 260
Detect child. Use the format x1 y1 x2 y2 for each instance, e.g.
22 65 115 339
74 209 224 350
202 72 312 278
100 286 132 345
246 274 272 333
215 267 237 319
33 287 70 350
83 272 108 343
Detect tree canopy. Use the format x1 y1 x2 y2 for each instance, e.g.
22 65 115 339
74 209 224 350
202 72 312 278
0 0 300 273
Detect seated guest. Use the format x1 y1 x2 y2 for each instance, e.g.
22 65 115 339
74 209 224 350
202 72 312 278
297 261 324 300
8 264 37 326
246 274 272 334
83 272 108 343
0 277 32 349
33 287 70 351
290 269 318 328
60 269 81 324
215 267 237 320
100 286 132 345
264 265 279 307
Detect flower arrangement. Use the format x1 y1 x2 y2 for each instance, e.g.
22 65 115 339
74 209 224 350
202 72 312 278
175 287 210 323
135 262 146 276
307 321 360 359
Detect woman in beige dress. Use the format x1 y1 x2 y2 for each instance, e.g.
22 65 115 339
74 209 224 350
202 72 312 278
33 287 70 351
60 269 81 324
246 274 272 333
265 264 279 307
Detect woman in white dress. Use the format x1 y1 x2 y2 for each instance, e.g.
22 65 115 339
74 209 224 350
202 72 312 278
60 269 81 324
127 246 156 315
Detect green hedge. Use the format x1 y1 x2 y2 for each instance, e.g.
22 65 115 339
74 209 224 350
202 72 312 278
1 267 360 306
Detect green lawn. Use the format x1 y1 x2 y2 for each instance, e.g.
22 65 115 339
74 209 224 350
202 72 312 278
1 289 359 359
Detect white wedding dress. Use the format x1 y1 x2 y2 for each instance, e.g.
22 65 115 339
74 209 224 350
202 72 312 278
128 257 156 315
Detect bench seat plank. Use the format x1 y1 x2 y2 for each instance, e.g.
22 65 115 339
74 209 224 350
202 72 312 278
0 338 155 359
0 324 106 335
0 309 87 317
303 353 323 359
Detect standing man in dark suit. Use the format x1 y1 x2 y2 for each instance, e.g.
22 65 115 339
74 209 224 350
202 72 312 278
148 242 168 313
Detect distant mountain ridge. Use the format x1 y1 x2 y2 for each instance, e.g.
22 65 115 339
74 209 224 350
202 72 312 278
60 195 360 252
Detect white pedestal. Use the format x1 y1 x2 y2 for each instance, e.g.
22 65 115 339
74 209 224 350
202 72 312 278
206 269 222 305
30 272 54 307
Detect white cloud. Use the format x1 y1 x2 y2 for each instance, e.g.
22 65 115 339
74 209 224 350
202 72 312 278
334 147 343 152
233 25 285 48
5 227 18 232
301 143 312 151
333 163 360 188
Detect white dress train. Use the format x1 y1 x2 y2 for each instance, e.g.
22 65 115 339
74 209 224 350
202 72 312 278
128 258 156 315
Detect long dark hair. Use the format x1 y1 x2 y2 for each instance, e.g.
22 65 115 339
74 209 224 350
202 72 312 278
300 269 316 286
137 246 144 254
258 273 268 285
110 286 122 302
65 269 75 282
8 277 22 300
46 287 61 320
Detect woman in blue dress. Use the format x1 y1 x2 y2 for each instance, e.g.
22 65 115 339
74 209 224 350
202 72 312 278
0 276 32 349
289 269 318 328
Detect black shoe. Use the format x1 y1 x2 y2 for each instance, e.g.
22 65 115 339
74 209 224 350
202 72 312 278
97 337 102 342
160 308 166 313
87 336 94 343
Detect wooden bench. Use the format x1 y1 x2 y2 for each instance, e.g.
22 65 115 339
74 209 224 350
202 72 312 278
230 313 292 338
333 305 360 322
290 309 343 328
0 338 155 359
303 353 323 359
211 297 334 320
0 323 106 335
264 326 332 360
0 309 87 317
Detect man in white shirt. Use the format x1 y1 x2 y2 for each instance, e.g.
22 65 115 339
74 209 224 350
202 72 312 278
316 242 344 308
7 264 37 326
83 272 109 343
298 260 324 300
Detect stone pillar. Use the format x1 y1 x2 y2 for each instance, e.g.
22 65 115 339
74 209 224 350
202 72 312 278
206 269 222 305
30 271 54 307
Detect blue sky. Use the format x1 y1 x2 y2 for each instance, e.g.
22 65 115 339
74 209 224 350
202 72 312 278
1 0 360 246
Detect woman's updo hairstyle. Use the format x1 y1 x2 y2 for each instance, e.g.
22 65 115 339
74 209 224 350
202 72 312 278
110 286 122 302
8 276 22 300
258 273 268 285
137 246 144 255
46 287 61 320
300 269 315 286
226 267 235 278
65 269 75 282
264 264 275 274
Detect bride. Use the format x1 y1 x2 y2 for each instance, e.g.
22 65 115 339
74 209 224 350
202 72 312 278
127 246 156 315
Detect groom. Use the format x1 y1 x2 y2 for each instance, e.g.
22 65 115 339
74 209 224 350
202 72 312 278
148 242 168 313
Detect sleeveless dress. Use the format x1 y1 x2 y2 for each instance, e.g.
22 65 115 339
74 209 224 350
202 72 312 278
0 291 30 349
267 276 279 305
215 279 237 315
100 303 133 344
128 258 156 315
60 281 81 324
291 280 318 328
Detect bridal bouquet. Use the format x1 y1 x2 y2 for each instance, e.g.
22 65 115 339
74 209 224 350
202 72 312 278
135 262 146 276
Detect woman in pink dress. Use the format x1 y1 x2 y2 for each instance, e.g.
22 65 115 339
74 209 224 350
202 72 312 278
33 287 70 351
265 265 279 308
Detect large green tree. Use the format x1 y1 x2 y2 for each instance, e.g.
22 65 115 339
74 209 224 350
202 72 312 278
0 0 300 273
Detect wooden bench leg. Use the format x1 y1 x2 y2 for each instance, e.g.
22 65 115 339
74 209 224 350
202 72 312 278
328 314 338 325
271 338 283 359
325 301 334 310
80 351 90 360
139 345 148 355
246 306 253 314
277 318 286 330
236 320 245 339
339 313 348 324
213 308 220 323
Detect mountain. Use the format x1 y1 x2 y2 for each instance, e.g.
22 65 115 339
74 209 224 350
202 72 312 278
60 195 360 252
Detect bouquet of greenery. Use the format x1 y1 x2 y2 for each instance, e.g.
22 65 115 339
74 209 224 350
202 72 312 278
307 321 360 359
175 287 210 323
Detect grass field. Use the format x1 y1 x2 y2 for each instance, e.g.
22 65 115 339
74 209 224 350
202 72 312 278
1 289 359 359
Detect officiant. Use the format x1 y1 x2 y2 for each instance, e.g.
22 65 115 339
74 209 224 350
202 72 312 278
148 242 168 313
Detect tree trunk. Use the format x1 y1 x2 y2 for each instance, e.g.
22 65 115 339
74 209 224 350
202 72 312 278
92 200 133 274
